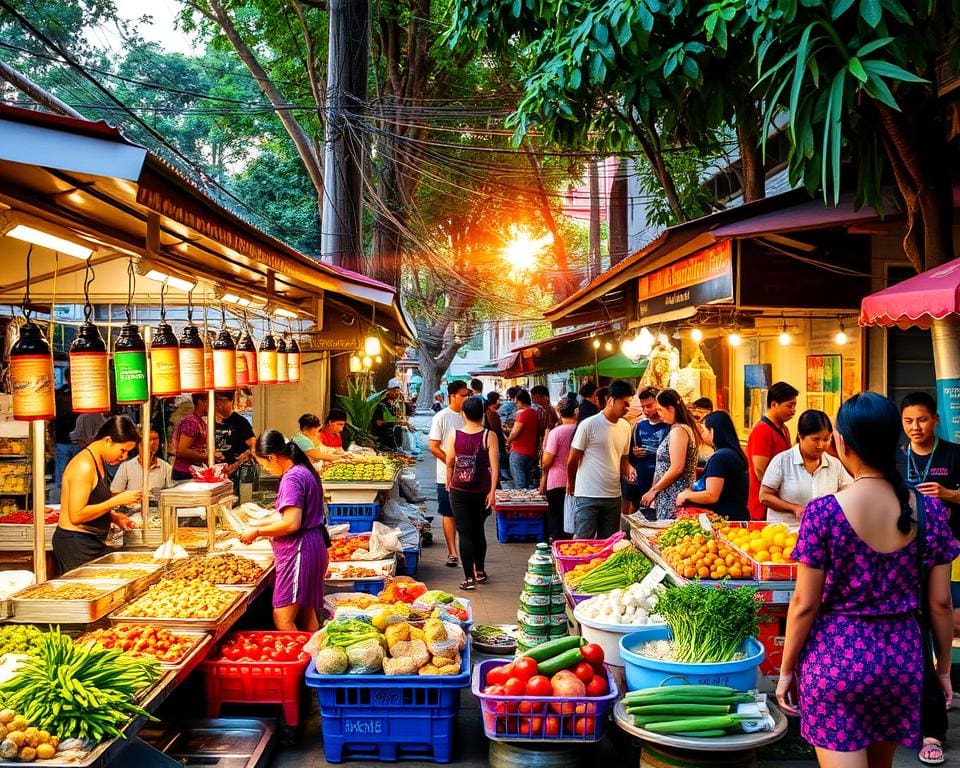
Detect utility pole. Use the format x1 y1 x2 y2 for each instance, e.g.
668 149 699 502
321 0 369 274
588 159 602 281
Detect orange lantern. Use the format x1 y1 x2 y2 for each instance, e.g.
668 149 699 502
258 334 278 384
69 321 110 413
9 321 54 421
179 324 206 393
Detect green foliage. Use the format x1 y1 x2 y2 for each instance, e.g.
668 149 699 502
336 377 388 447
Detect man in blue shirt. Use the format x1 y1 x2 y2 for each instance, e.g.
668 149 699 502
623 386 670 518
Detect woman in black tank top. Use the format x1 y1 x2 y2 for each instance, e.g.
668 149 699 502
52 416 142 573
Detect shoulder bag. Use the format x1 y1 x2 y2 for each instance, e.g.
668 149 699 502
453 430 487 486
914 490 948 739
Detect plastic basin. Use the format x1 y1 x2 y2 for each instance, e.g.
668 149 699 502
619 625 764 692
573 602 662 668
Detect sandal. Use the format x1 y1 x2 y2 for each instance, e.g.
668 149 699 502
445 555 459 568
459 578 476 591
475 572 488 584
919 739 945 765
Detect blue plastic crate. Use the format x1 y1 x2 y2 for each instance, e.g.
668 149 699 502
327 503 380 533
324 577 385 595
496 513 544 543
305 644 470 763
398 547 420 576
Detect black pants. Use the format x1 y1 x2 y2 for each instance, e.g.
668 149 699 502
52 527 108 574
545 487 570 542
449 489 488 580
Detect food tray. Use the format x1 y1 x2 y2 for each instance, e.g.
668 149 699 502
164 553 270 585
61 564 165 601
719 522 798 581
88 551 170 566
552 532 625 570
10 579 127 624
109 585 253 631
78 627 212 670
325 558 396 581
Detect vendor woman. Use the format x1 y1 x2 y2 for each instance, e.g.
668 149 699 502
240 430 328 631
52 416 142 573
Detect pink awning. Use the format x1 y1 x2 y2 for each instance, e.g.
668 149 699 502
859 257 960 329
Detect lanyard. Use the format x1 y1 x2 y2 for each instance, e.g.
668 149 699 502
907 438 939 485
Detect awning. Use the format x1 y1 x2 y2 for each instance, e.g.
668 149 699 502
859 257 960 329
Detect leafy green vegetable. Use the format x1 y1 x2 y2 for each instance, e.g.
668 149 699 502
655 583 759 663
576 547 653 593
321 617 383 651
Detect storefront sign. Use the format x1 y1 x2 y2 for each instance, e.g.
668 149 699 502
308 307 361 351
936 377 960 443
637 242 733 318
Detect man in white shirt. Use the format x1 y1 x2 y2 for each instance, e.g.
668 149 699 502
567 380 637 538
428 380 469 567
111 428 174 494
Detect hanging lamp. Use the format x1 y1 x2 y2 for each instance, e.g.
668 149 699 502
213 307 237 389
69 261 110 413
287 335 301 383
349 353 362 373
276 335 289 383
150 283 181 397
237 319 258 386
9 246 55 421
113 260 149 405
179 291 206 393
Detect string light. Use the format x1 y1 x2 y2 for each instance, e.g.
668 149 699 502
591 338 601 350
835 317 848 345
691 328 703 343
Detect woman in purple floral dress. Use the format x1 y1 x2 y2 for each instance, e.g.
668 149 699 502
777 393 957 768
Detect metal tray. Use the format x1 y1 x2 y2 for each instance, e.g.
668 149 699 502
61 565 165 601
109 585 253 631
77 627 213 671
10 579 127 624
88 551 170 566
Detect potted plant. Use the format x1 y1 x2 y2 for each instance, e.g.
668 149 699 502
337 377 387 448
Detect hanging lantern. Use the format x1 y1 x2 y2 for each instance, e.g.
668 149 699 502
276 337 289 383
349 354 362 373
259 334 278 384
237 331 258 386
287 337 301 383
375 354 383 365
113 323 148 405
362 355 373 369
9 321 55 421
179 324 206 393
364 335 382 357
213 327 237 389
150 320 181 397
68 321 110 413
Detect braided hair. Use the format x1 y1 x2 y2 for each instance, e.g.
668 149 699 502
255 429 323 488
836 392 914 533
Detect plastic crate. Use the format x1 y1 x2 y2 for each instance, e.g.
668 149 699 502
495 506 546 520
324 577 386 595
399 547 420 576
327 503 380 533
719 522 799 581
551 532 625 570
200 631 312 725
496 513 544 543
472 659 618 741
305 644 471 762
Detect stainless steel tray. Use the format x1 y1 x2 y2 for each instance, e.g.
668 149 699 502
10 579 127 624
61 565 165 601
88 551 171 566
77 627 213 671
110 585 253 631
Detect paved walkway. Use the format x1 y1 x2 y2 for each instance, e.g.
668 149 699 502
270 415 959 766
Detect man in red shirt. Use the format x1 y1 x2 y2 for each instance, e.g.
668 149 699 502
506 389 539 488
746 382 798 520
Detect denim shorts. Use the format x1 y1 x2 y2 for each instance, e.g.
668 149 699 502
436 483 454 517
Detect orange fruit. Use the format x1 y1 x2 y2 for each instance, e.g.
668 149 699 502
698 566 710 579
743 565 753 578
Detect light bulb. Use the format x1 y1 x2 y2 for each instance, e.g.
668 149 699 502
375 355 383 364
691 328 703 343
835 328 848 345
778 330 791 346
604 341 613 351
592 338 601 349
349 355 362 373
657 333 670 346
621 339 635 358
364 335 381 356
362 355 373 369
728 331 742 347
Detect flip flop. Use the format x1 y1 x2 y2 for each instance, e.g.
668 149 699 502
445 555 459 567
475 572 488 584
919 740 945 765
459 578 476 591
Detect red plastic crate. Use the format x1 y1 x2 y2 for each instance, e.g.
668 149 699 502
201 631 312 725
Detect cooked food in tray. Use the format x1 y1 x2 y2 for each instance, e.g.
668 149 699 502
115 579 238 619
15 583 106 601
79 624 203 665
166 554 264 584
66 567 155 580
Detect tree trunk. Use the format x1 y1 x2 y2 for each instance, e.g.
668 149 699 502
414 350 441 411
736 102 766 202
0 59 85 118
608 158 630 265
588 160 602 280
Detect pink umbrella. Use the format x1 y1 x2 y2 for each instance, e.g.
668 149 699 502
859 257 960 329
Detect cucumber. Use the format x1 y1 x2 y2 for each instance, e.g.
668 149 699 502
518 636 585 663
627 703 733 716
537 647 587 676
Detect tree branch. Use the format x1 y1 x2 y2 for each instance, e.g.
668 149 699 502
0 58 85 119
289 0 326 122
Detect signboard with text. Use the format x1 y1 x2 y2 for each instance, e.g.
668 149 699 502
637 241 734 319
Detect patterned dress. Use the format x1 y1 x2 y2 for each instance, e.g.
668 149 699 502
793 494 959 751
651 424 698 519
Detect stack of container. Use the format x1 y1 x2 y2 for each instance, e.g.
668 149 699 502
516 543 568 654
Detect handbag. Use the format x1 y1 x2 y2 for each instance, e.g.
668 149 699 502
453 430 486 486
913 490 949 739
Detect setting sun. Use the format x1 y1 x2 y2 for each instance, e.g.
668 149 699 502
501 226 554 280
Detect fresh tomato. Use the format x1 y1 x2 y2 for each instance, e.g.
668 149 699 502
503 676 526 696
586 674 608 697
485 662 513 686
524 675 553 698
572 661 595 684
512 656 539 681
573 715 597 736
518 700 546 714
544 716 562 736
579 643 605 671
519 716 544 736
222 645 243 661
574 702 598 714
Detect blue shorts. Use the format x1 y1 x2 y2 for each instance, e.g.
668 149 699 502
951 581 960 607
436 483 453 517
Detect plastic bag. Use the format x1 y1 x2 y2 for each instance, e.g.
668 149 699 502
563 494 576 534
303 629 325 658
369 521 404 555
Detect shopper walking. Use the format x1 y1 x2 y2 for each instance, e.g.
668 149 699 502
505 389 538 489
640 389 699 520
567 380 636 538
746 382 798 520
445 396 499 591
624 386 669 515
760 410 852 524
676 410 749 520
539 399 578 541
776 392 957 768
428 381 469 568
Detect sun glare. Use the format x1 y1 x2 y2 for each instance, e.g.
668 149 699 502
501 226 553 280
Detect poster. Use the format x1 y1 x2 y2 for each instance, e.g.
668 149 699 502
743 364 772 430
935 377 960 443
806 354 842 418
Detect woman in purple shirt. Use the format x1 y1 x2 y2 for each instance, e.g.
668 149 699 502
240 430 328 630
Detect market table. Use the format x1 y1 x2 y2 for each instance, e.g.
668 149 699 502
322 467 402 505
0 556 275 768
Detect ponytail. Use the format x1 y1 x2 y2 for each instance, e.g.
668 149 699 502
255 429 323 487
285 440 323 487
836 392 914 534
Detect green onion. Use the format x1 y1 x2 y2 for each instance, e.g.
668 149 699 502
654 583 759 663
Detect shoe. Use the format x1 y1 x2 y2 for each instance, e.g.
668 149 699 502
459 578 476 591
475 572 488 584
445 555 459 567
919 739 945 765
